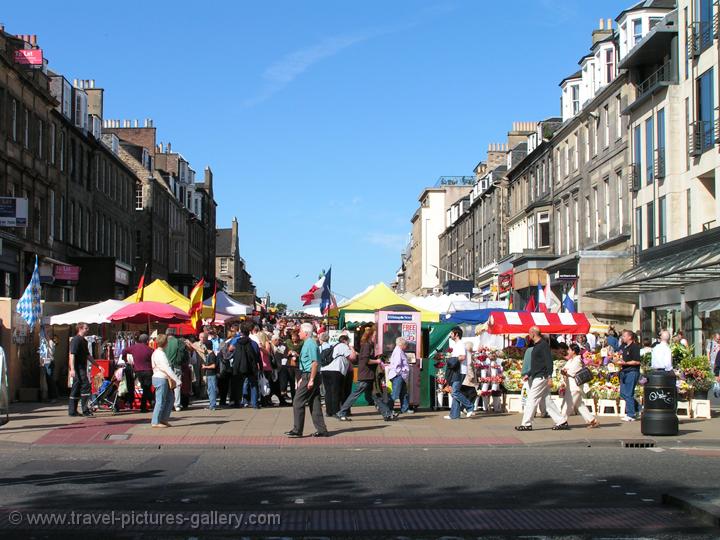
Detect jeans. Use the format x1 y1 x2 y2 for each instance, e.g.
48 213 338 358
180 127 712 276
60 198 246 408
151 377 174 425
620 369 640 418
239 374 258 407
388 375 410 413
68 369 91 415
172 367 182 409
44 362 58 400
450 380 475 419
338 380 392 418
206 374 217 409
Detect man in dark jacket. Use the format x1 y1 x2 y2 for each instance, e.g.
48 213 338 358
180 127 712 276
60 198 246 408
515 326 568 431
231 323 260 408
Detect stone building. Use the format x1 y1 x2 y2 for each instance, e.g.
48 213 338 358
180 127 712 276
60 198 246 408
216 217 255 304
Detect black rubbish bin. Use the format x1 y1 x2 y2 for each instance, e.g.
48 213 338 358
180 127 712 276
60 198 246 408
641 370 679 436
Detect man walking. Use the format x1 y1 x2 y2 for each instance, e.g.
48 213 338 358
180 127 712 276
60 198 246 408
68 323 103 417
122 334 154 412
444 327 475 420
651 330 673 372
286 322 328 437
618 329 642 422
515 326 568 431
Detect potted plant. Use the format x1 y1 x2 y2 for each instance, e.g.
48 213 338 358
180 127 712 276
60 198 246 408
691 376 715 400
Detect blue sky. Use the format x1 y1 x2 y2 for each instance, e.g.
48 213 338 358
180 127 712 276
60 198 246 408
5 0 631 308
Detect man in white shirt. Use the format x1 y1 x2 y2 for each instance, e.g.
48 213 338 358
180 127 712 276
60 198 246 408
444 327 475 420
651 330 673 371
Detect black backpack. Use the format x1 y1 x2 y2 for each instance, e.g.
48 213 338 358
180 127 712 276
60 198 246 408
320 344 338 367
217 344 233 377
233 340 259 376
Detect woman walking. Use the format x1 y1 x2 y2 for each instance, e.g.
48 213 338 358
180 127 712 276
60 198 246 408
387 337 411 415
561 343 599 428
151 334 182 428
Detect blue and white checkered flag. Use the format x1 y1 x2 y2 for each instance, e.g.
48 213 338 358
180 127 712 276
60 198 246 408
16 255 42 328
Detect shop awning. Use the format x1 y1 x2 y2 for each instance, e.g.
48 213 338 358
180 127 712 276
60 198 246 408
443 308 515 325
331 283 439 323
487 311 590 335
46 299 129 325
203 290 251 316
587 241 720 303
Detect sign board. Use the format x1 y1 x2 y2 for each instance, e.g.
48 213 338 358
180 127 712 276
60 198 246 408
328 330 354 346
54 265 81 282
0 197 28 227
114 266 129 285
498 270 514 292
555 271 578 281
387 314 412 321
14 49 43 66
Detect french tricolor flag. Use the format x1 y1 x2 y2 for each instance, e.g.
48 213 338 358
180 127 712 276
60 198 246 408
301 268 334 314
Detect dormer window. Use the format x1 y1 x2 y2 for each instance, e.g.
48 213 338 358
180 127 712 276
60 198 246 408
571 85 580 115
632 19 643 46
605 49 615 84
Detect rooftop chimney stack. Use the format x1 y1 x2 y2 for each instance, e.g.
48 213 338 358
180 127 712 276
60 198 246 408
592 16 613 45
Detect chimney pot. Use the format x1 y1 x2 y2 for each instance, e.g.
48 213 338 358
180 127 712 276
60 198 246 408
31 35 37 45
607 19 612 30
599 18 604 30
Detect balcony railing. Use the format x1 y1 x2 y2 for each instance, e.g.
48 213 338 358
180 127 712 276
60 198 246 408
688 21 714 57
637 62 675 96
689 120 716 156
630 163 641 191
655 148 666 180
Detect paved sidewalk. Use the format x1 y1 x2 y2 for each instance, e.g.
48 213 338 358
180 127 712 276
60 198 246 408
0 401 718 448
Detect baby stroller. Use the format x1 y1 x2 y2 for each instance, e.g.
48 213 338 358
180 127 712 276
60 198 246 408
88 365 124 414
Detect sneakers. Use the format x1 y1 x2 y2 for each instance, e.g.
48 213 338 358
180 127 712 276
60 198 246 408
466 411 476 418
443 415 458 420
621 415 636 422
335 414 350 421
403 409 415 414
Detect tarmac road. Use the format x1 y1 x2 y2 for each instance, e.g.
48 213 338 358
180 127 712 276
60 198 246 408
0 444 719 538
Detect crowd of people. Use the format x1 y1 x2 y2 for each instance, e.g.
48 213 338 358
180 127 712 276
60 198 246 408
64 317 720 435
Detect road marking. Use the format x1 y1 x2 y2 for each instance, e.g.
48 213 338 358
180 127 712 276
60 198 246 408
611 485 621 488
625 492 637 496
260 500 269 505
294 499 304 504
648 448 665 453
642 498 654 502
596 479 608 482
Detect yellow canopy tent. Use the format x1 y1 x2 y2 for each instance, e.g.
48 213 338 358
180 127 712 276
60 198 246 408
124 279 213 318
330 282 440 324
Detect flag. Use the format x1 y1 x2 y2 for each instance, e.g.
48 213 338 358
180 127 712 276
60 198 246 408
319 267 333 315
524 292 536 312
189 278 205 329
537 282 548 313
210 280 218 323
563 281 577 313
544 279 555 311
301 270 326 306
16 255 42 328
508 288 513 310
134 264 147 303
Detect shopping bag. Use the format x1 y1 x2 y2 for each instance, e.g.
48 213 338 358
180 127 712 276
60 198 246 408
118 379 128 396
713 381 720 399
258 373 271 397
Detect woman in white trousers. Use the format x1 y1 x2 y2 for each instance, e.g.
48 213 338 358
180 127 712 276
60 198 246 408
561 343 599 428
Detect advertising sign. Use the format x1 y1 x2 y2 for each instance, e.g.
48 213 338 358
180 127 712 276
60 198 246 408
54 265 81 282
14 49 43 65
0 197 28 227
387 313 412 321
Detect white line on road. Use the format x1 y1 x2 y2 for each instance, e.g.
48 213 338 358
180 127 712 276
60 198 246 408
648 448 665 453
294 499 304 504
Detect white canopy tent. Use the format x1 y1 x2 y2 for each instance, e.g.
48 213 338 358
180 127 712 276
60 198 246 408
46 299 128 326
204 291 251 316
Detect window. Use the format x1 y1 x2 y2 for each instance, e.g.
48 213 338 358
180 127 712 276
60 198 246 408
571 85 580 115
593 186 599 243
696 0 713 51
632 19 642 46
605 48 615 84
604 177 611 237
59 196 65 241
11 99 17 141
220 258 229 274
538 212 550 247
634 125 642 182
49 123 56 165
69 202 75 246
617 170 624 228
685 97 690 170
649 17 662 29
687 188 692 235
584 124 590 163
59 132 65 171
636 207 643 249
573 197 579 249
616 95 622 139
23 109 30 148
527 214 535 249
645 116 654 184
659 196 667 244
37 119 43 158
603 104 610 147
696 68 715 152
647 202 655 248
556 208 562 253
135 184 143 210
33 197 41 243
585 196 591 238
564 201 570 253
49 191 55 242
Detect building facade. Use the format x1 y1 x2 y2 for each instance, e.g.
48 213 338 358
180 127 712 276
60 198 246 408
216 217 255 304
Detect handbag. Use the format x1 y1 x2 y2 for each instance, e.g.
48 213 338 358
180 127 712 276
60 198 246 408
167 377 177 391
574 367 593 386
258 373 271 397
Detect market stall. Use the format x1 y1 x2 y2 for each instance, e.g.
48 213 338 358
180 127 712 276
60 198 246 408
46 299 129 326
124 279 213 319
203 290 251 317
331 282 439 326
487 311 590 335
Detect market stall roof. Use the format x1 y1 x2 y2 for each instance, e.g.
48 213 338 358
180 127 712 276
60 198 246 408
46 299 129 325
487 311 590 335
109 301 190 324
331 283 439 323
443 308 515 325
203 290 251 316
124 279 213 318
407 294 479 314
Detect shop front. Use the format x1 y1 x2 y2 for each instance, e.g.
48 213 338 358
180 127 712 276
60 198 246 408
588 229 720 347
70 257 133 301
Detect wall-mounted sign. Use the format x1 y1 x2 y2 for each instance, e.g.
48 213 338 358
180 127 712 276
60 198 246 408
387 314 412 321
54 265 81 282
14 49 43 66
0 197 28 227
114 267 129 285
498 270 514 292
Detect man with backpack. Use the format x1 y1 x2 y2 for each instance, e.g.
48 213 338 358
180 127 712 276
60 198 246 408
231 323 261 409
320 333 356 417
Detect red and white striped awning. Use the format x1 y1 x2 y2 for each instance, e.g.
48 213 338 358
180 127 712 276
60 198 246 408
487 311 590 335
